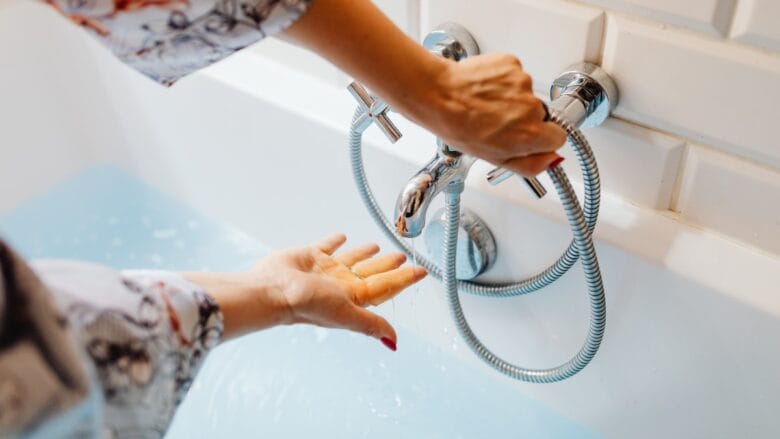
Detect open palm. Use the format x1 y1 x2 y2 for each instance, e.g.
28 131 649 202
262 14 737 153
251 234 427 350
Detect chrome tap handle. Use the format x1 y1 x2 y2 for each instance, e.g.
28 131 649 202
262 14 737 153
486 168 548 199
348 81 402 143
484 103 550 198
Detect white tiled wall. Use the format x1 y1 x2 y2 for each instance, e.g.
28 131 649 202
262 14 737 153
254 0 780 256
601 15 780 167
421 0 605 91
559 118 686 210
578 0 737 36
731 0 780 53
675 145 780 254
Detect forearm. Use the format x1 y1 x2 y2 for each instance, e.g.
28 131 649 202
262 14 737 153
183 271 291 341
281 0 446 124
282 0 566 176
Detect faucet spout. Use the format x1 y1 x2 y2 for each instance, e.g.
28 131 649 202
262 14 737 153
394 145 475 238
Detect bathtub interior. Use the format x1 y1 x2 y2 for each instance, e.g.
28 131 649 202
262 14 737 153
2 3 780 438
0 165 602 438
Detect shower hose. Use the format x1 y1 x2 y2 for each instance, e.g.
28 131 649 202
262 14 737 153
349 107 606 383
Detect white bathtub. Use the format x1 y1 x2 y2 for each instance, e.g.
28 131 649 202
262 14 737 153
2 3 779 438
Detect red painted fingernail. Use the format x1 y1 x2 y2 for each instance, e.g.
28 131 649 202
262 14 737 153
548 156 565 169
380 337 397 352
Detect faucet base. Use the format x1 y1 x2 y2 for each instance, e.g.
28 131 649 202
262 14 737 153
550 62 618 129
423 22 481 60
423 208 496 280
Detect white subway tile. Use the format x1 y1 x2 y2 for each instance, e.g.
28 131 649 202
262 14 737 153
676 145 780 255
602 15 780 169
577 0 736 36
731 0 780 54
560 118 685 210
421 0 604 91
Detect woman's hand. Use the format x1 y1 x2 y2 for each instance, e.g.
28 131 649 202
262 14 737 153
411 54 567 177
282 0 566 177
184 234 426 351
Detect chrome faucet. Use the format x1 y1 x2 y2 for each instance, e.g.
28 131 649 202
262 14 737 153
395 141 476 237
393 23 546 238
347 22 616 382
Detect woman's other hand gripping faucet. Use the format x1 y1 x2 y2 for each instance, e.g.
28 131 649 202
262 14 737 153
282 0 568 177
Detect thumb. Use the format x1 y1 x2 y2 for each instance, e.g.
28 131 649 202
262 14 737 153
345 305 398 351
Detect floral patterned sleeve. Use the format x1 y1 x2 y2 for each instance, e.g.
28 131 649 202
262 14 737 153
0 239 223 438
42 0 313 85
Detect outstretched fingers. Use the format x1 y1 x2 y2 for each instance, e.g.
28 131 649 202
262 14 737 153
335 243 380 267
343 305 398 350
360 266 428 306
351 252 406 278
313 233 347 255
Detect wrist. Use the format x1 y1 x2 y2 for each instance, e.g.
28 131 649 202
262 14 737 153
390 55 450 123
394 57 461 144
182 271 292 340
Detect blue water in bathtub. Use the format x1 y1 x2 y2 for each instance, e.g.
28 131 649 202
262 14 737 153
0 165 601 439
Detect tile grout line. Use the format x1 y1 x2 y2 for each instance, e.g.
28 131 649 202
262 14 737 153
668 142 691 213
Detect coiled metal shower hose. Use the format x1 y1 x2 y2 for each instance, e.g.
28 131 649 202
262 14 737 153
349 107 606 382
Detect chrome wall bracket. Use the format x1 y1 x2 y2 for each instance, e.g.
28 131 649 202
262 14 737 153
422 22 480 60
550 62 618 129
485 62 619 190
424 208 497 280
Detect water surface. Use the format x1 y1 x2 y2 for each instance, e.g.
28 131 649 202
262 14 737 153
0 165 601 438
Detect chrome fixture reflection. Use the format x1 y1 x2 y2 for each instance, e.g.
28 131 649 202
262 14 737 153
395 140 476 238
347 23 618 383
423 207 496 280
346 82 401 143
422 22 480 61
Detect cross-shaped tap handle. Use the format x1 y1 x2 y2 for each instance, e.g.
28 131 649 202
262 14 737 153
486 168 548 199
348 81 402 143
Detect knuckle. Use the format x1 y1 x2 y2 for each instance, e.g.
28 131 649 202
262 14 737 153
499 53 522 67
522 123 541 139
519 73 533 89
521 95 543 111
